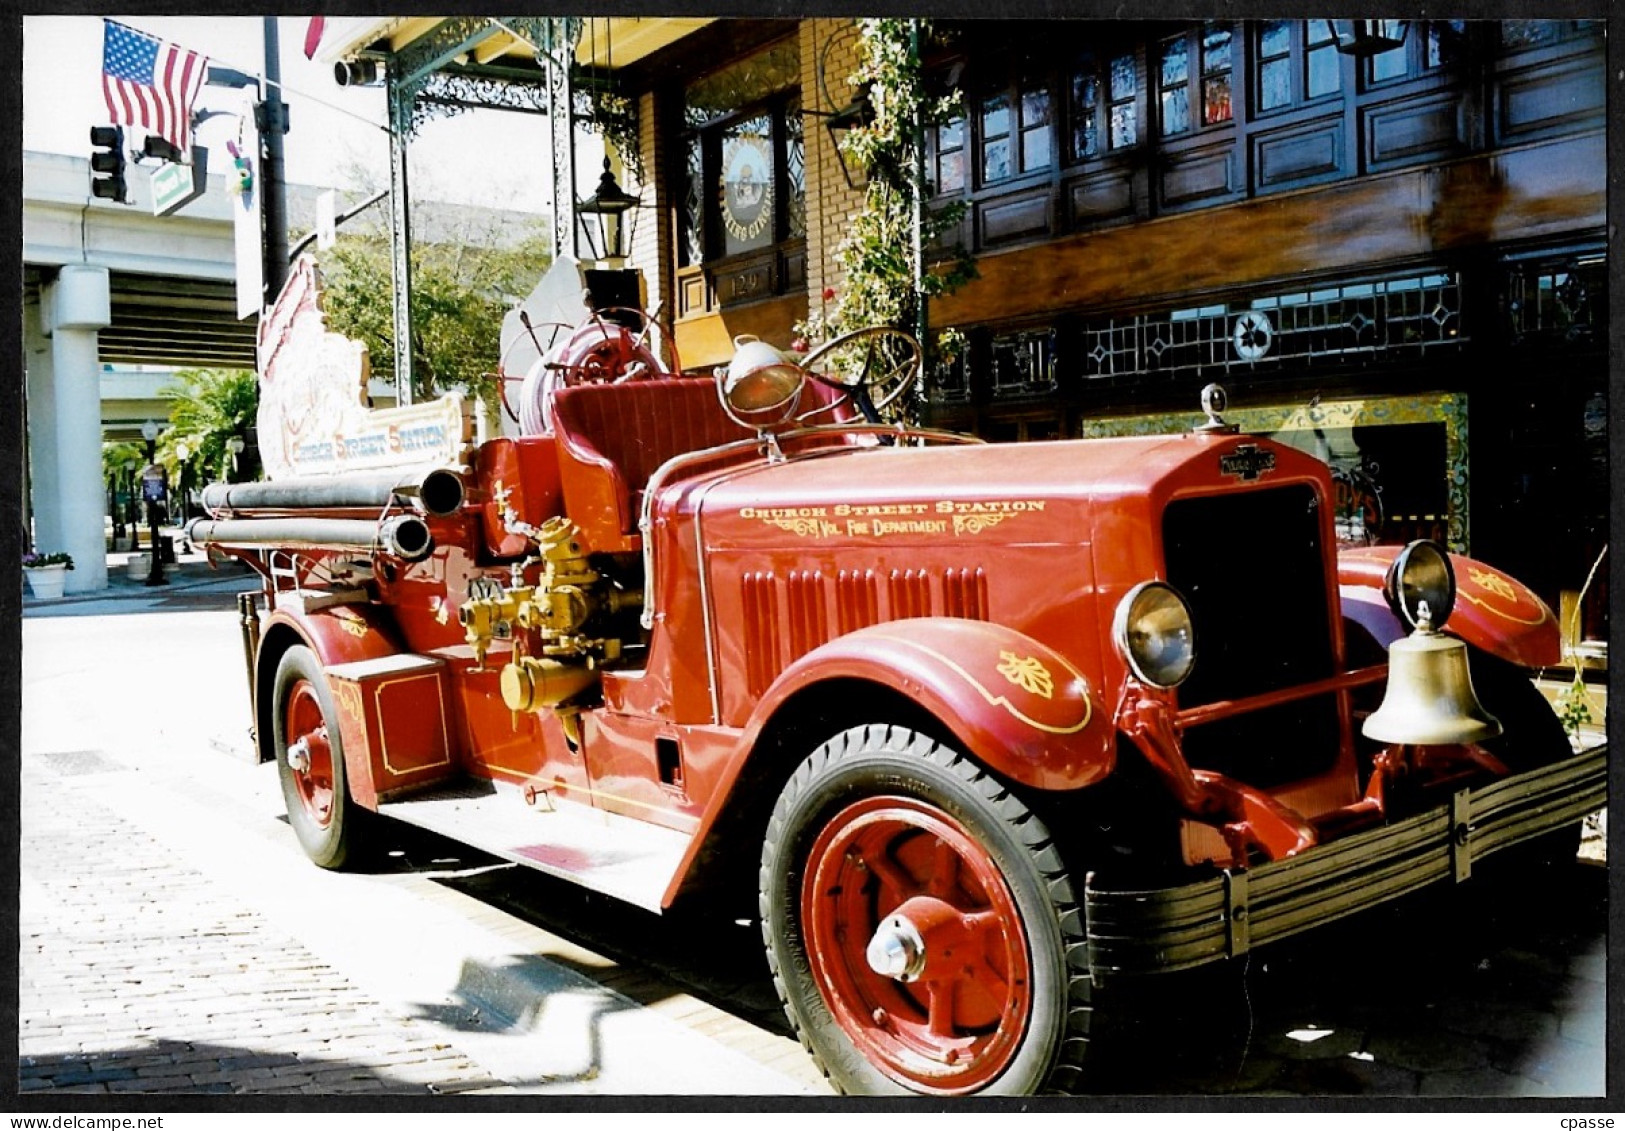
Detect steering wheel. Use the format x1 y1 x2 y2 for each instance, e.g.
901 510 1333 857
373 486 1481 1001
799 326 923 423
581 306 681 383
497 315 574 424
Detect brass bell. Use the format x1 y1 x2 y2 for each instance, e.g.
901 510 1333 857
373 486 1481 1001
1363 603 1502 746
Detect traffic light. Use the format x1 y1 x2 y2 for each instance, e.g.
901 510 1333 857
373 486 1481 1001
89 126 128 203
141 136 184 164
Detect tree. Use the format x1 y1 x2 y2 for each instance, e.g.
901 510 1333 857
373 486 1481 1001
317 213 552 408
158 368 260 486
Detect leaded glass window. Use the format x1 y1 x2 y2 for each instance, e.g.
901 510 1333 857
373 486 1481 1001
1159 24 1231 136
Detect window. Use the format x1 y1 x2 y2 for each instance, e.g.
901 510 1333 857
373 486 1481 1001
1158 22 1232 137
1499 20 1599 52
1256 20 1341 113
676 39 803 268
1369 20 1468 84
934 114 967 193
1070 47 1139 161
980 77 1052 184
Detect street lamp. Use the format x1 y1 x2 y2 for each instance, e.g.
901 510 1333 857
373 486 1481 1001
576 157 640 266
1326 19 1409 57
140 420 167 587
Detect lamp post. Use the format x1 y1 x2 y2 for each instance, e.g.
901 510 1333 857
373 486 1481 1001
140 420 167 587
124 459 139 550
175 441 192 548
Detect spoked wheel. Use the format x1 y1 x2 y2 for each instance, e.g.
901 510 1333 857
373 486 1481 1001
272 645 361 869
798 327 923 423
585 305 682 380
761 725 1091 1095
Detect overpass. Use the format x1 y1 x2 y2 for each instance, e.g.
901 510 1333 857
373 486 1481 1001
23 148 548 593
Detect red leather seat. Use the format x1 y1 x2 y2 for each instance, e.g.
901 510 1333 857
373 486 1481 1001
550 379 752 553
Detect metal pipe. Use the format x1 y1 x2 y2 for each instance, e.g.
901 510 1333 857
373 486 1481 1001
237 590 262 743
186 514 435 562
201 466 465 517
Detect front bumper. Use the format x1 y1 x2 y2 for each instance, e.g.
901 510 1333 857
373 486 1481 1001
1084 743 1606 978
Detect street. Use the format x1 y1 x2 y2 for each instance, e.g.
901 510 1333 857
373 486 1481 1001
17 561 1608 1098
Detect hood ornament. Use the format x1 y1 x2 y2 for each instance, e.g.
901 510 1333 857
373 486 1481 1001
1196 383 1238 434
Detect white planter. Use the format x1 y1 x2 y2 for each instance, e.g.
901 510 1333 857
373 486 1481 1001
25 564 68 599
127 555 151 581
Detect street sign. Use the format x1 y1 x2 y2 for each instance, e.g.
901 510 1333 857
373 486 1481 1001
316 190 337 250
150 148 208 217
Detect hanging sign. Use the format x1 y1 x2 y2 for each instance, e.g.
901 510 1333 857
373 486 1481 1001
255 256 467 480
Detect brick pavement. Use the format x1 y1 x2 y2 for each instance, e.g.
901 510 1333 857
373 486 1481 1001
19 755 507 1096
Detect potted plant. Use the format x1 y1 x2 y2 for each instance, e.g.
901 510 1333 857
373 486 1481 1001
22 551 74 599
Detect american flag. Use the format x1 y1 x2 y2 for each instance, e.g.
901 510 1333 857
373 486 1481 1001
101 20 208 155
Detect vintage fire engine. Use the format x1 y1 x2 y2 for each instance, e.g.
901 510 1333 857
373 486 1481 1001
192 258 1604 1096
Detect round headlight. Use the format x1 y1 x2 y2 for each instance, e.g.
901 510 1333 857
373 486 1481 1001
1112 581 1197 689
1384 539 1456 631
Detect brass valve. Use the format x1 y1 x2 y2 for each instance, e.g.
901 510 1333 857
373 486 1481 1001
500 655 600 713
459 585 531 670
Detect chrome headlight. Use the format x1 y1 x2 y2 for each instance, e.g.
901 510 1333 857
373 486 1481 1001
1383 539 1456 631
1112 581 1197 688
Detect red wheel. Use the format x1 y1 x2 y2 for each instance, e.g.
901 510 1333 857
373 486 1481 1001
803 795 1034 1092
272 645 361 869
761 725 1092 1095
283 679 336 829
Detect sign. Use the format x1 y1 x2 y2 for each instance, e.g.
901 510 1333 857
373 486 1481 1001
232 139 264 319
141 464 168 503
316 189 337 250
150 146 207 217
256 256 467 480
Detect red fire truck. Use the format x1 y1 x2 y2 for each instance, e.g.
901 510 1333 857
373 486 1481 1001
192 264 1603 1095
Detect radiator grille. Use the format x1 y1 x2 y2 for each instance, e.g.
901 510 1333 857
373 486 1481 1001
1163 483 1341 787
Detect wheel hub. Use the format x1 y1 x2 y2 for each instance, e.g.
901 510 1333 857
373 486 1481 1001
286 736 312 775
866 912 927 982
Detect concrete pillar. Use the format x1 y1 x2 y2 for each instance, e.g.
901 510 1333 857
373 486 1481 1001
44 265 112 593
23 297 62 556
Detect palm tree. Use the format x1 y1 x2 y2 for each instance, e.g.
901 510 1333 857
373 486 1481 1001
159 368 259 490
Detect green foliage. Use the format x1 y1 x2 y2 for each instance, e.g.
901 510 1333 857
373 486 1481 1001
101 440 145 484
158 368 260 484
23 551 74 569
1556 674 1594 738
318 221 552 407
799 19 976 423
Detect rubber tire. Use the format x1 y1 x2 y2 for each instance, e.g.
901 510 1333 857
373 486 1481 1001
759 724 1092 1096
1471 651 1583 875
271 645 360 870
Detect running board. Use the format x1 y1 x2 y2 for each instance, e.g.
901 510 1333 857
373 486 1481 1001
377 779 690 913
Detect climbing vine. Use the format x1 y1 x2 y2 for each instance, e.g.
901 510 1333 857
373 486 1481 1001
800 19 976 421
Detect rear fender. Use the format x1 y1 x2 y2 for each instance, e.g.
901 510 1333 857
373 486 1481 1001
255 602 406 806
1339 547 1560 668
749 618 1114 791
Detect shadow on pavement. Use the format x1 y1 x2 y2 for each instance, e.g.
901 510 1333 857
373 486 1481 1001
18 1037 503 1096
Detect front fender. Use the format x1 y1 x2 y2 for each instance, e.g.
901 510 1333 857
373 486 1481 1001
1339 547 1560 668
750 618 1115 791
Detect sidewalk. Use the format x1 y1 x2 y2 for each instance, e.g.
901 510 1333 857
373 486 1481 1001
22 537 263 618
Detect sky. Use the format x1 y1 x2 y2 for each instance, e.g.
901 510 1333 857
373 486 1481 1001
22 15 563 212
